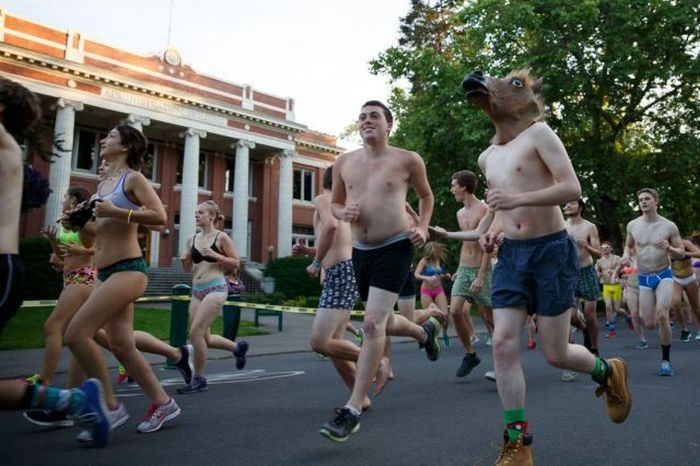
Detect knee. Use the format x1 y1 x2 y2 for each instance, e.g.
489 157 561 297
108 337 133 361
543 351 567 369
657 312 669 326
309 336 328 354
362 318 385 338
491 334 518 361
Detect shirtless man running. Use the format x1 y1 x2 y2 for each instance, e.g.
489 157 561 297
623 188 685 376
462 69 631 464
319 100 441 443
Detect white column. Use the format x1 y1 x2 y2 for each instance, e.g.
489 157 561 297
178 128 206 254
277 149 294 258
126 114 151 132
126 115 160 267
44 98 83 225
232 139 254 260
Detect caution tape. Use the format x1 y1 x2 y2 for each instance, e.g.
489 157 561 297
21 295 366 317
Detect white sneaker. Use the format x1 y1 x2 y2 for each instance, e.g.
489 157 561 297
470 334 480 345
137 398 181 433
484 371 496 382
561 370 577 382
77 402 129 443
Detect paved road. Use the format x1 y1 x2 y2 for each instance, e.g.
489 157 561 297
1 327 699 465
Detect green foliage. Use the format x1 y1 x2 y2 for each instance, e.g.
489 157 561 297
371 0 700 249
19 236 63 300
263 256 322 299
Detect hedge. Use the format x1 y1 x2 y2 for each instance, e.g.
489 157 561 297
263 255 322 299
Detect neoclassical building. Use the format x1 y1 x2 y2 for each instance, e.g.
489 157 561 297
0 10 342 266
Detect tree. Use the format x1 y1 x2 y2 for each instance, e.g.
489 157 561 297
372 0 700 250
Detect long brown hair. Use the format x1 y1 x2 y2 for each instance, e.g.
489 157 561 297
115 125 147 170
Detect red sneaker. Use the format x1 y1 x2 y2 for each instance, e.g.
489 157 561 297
527 339 536 350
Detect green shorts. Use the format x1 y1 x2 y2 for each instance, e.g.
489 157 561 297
97 257 147 282
451 265 492 307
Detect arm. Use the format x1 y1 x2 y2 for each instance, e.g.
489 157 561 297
583 224 602 258
214 235 240 271
683 239 700 259
408 152 434 246
180 236 194 273
432 210 495 241
622 223 635 261
414 258 428 281
330 154 359 223
313 195 337 265
94 172 167 226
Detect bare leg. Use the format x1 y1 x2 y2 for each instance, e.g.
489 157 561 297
39 284 91 385
188 292 228 376
492 308 528 409
582 300 599 352
451 295 476 353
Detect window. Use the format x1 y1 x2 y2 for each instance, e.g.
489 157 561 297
176 150 209 188
72 128 100 173
141 143 158 182
293 168 315 202
224 156 235 192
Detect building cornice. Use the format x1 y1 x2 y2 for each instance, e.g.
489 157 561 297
0 44 307 134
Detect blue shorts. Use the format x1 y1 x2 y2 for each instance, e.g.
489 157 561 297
352 234 413 302
319 260 360 310
638 268 673 290
491 230 578 316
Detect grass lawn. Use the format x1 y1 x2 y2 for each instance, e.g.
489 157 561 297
0 306 265 351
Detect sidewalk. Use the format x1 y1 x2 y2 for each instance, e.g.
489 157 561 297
0 308 480 380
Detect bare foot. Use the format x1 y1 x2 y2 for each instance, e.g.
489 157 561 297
374 357 391 396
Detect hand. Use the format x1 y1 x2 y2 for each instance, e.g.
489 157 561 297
306 262 320 278
486 189 519 210
656 239 670 251
92 199 116 219
577 240 589 248
429 226 447 238
200 246 220 261
480 232 499 254
292 240 307 256
59 242 87 258
470 276 483 294
409 226 428 247
180 250 191 262
41 225 58 243
342 202 361 223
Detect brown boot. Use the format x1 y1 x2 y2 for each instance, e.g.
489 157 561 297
595 357 631 423
495 431 533 465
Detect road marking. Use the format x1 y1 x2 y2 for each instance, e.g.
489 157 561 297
114 369 305 396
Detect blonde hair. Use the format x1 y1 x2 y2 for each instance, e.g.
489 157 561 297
200 200 225 227
422 241 446 263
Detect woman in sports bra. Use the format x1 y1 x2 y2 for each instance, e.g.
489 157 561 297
63 125 180 434
669 237 700 341
26 187 96 386
414 241 450 317
178 200 249 394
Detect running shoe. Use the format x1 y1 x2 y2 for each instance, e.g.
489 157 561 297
634 340 649 350
485 335 493 346
680 330 691 342
695 331 700 341
484 371 496 382
176 375 208 394
137 398 181 433
115 364 128 384
233 340 249 370
526 339 536 350
70 378 110 447
419 317 441 361
470 334 480 345
456 352 481 377
658 360 675 377
76 401 129 443
175 344 194 384
605 329 617 338
561 370 577 382
495 430 533 466
319 407 360 443
595 358 631 424
23 409 74 427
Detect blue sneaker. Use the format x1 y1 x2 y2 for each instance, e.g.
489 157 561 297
634 340 648 350
71 378 110 447
658 360 674 376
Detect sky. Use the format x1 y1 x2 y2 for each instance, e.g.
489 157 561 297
1 0 411 144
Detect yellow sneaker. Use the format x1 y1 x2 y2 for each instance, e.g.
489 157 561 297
495 431 533 465
595 357 631 423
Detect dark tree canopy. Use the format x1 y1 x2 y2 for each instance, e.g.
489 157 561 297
371 0 700 254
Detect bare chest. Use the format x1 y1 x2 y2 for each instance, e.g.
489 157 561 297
343 159 408 198
482 142 549 191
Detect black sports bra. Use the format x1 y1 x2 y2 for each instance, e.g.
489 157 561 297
190 232 222 264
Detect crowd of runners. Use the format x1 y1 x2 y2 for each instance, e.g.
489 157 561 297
1 70 698 465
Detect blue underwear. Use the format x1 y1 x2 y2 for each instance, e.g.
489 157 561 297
638 268 673 290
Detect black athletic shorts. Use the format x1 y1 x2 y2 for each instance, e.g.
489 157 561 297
352 236 413 302
0 254 25 335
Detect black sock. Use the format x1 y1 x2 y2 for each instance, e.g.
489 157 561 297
661 344 671 362
583 329 591 350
